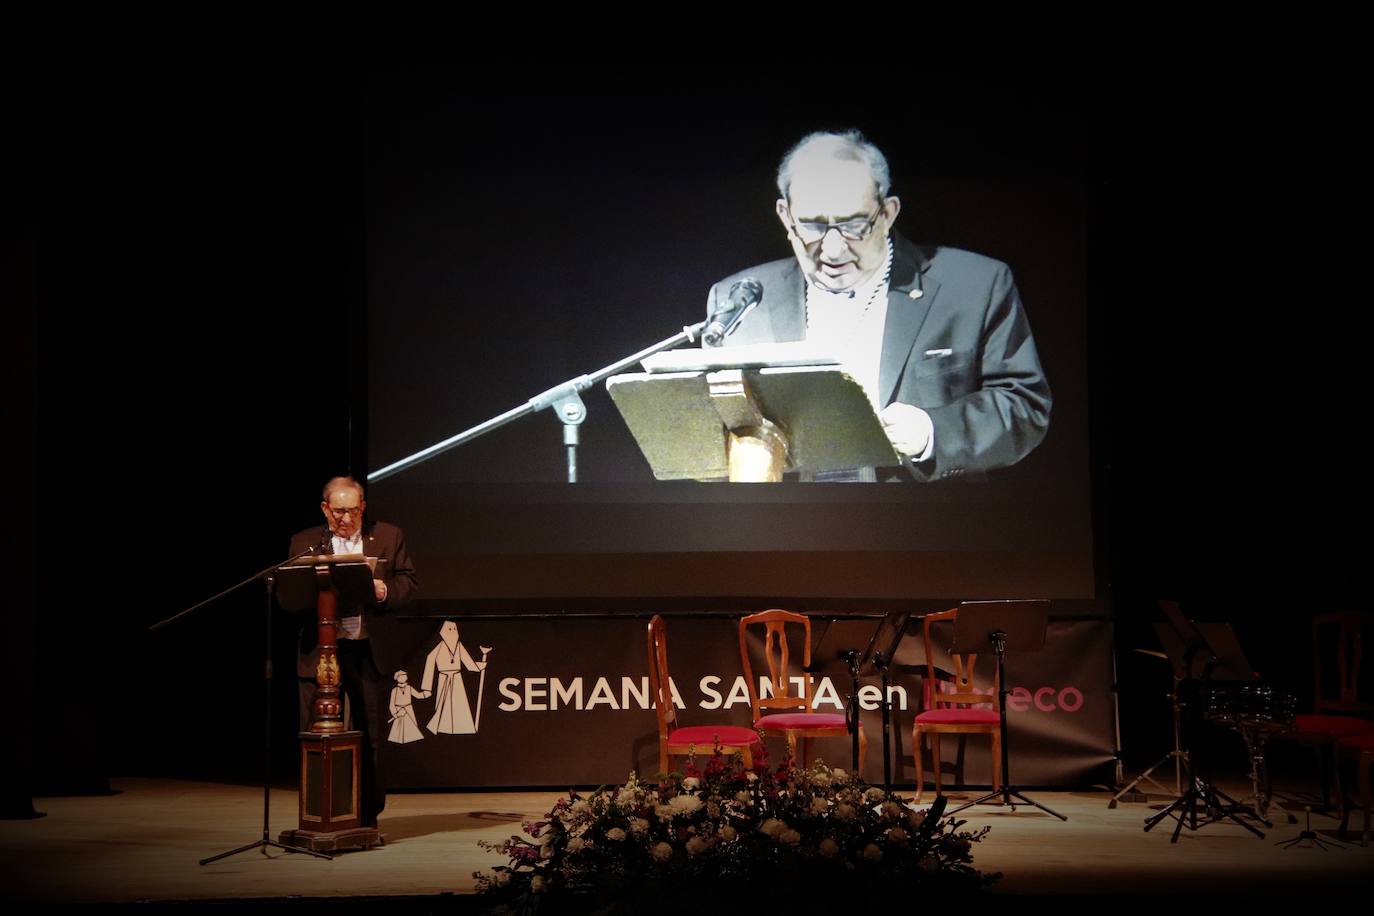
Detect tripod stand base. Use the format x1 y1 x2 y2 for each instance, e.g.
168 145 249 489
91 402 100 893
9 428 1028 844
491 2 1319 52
200 835 334 865
947 786 1068 821
278 826 383 853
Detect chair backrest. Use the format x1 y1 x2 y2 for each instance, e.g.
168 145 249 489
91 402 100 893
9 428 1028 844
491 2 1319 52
647 615 680 739
738 609 814 721
921 608 1000 712
1313 610 1373 717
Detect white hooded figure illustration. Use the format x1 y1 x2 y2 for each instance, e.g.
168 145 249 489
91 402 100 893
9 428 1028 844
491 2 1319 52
422 621 487 734
387 670 429 744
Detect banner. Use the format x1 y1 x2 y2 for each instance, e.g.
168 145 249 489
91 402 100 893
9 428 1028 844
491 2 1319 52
379 614 1117 789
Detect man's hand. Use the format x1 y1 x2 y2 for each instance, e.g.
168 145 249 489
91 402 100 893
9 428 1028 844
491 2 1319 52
373 579 388 602
879 402 933 458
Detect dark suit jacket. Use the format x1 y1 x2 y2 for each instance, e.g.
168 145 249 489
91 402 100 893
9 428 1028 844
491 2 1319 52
707 235 1051 481
288 520 418 676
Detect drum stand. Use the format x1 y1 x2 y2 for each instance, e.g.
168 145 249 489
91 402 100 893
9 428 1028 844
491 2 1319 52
1143 745 1268 842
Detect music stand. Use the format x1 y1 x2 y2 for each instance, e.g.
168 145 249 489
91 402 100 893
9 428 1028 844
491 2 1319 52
1143 604 1266 841
808 617 876 774
861 612 914 794
944 600 1066 820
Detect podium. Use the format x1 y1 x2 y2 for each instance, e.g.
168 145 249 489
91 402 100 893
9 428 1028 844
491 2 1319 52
274 554 381 852
607 343 899 481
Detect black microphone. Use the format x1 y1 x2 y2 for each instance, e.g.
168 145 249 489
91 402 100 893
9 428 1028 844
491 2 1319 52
703 278 763 348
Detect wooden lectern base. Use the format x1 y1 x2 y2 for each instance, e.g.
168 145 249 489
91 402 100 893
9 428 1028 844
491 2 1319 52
282 729 380 852
278 825 384 853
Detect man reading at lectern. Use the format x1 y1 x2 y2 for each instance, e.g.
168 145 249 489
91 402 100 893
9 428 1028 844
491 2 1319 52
290 475 417 828
706 130 1051 481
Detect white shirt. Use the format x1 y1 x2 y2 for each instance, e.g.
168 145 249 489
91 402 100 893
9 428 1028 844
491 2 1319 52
331 531 368 640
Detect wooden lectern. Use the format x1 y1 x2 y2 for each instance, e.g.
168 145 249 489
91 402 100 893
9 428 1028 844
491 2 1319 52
607 343 899 481
274 554 381 852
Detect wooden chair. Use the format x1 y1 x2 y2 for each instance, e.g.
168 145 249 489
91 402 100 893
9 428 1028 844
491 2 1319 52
737 609 865 770
1337 731 1374 845
911 607 1002 803
647 615 760 776
1282 611 1374 811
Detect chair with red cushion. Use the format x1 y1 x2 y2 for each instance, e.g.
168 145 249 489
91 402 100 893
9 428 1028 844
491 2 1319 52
911 607 1002 803
647 615 761 776
738 609 865 771
1282 611 1374 811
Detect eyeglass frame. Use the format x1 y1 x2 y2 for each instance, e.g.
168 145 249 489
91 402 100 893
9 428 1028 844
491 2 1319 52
783 198 891 245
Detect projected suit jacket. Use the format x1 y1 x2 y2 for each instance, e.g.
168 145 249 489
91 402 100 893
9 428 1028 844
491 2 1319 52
706 235 1051 482
288 520 419 677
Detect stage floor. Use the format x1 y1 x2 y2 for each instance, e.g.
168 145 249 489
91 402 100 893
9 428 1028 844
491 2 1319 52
3 777 1370 905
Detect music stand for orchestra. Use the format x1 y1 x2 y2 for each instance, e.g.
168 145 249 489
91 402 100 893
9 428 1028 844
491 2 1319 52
1143 603 1266 841
861 612 914 795
807 618 874 775
944 600 1066 820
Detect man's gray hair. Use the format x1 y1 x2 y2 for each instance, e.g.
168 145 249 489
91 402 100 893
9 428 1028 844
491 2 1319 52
776 130 892 201
322 475 365 502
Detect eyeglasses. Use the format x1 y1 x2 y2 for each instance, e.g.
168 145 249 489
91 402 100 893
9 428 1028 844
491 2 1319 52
327 505 363 519
787 202 886 244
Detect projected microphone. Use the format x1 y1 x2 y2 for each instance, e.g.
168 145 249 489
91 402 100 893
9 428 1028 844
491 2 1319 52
703 278 763 348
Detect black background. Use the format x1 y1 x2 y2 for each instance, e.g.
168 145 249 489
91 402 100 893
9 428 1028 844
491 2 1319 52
6 15 1365 801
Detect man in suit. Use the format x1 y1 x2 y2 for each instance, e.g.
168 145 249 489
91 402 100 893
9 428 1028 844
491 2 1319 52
290 475 417 827
707 130 1051 481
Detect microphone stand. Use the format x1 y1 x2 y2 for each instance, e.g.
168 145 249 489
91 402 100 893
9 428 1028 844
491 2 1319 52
369 321 708 484
150 548 333 863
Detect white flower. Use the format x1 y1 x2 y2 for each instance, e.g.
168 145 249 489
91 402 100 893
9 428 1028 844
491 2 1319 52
886 826 908 843
605 827 626 842
864 787 886 803
862 843 883 862
746 771 759 782
566 837 585 853
831 768 849 784
809 796 830 815
682 776 701 790
719 825 737 842
615 787 639 809
882 801 904 820
629 817 650 835
685 836 708 856
833 803 857 822
758 818 786 838
654 804 675 820
810 770 832 788
907 810 927 830
780 829 802 846
530 875 547 893
652 841 674 862
819 837 840 858
669 794 702 815
570 799 591 816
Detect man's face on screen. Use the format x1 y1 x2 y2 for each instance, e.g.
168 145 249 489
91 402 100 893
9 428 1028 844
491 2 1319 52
321 486 365 540
775 156 898 293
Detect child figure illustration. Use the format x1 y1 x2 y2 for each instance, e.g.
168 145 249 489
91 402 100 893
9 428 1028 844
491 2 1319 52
387 670 430 744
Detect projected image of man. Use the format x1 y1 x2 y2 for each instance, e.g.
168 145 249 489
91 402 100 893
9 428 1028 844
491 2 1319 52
706 130 1051 481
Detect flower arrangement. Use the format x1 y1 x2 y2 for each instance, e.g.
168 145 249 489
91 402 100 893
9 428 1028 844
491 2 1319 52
476 744 996 911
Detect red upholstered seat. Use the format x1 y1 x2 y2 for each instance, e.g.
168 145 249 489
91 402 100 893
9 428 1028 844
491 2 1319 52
1339 732 1374 752
1295 715 1374 736
911 607 1004 801
915 708 1001 726
649 616 759 775
755 713 848 730
739 610 866 770
667 725 760 747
